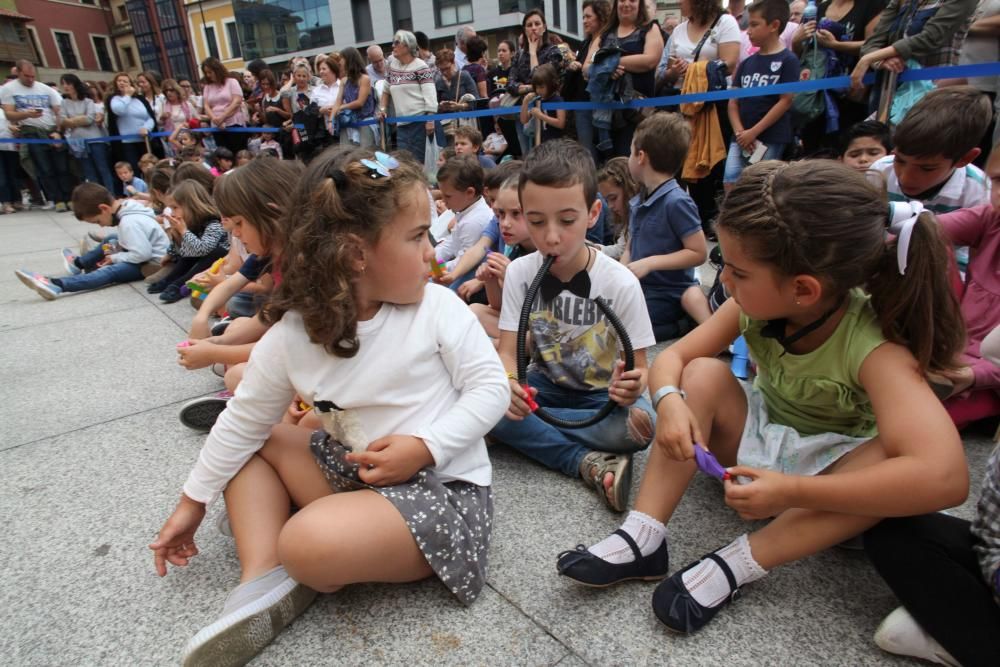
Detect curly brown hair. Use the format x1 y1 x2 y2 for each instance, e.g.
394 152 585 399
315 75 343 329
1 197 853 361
263 146 428 357
719 160 965 372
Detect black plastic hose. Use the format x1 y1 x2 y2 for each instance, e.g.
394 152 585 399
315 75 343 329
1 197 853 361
516 254 635 429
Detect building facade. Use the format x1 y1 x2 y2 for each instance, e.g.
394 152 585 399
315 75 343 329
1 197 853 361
185 0 244 72
108 0 141 75
122 0 197 80
10 0 118 82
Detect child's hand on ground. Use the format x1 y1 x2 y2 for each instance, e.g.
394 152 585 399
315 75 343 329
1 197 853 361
653 392 703 462
177 338 218 370
505 380 538 420
724 467 796 520
346 435 434 486
458 278 484 301
149 495 205 577
608 359 644 406
627 258 652 280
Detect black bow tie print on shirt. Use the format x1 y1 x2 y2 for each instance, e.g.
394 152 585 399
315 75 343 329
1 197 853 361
539 269 592 302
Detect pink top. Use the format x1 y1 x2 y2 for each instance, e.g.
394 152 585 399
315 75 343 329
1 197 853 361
202 79 247 127
938 204 1000 390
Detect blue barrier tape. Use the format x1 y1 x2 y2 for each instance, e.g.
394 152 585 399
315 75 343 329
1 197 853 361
3 62 997 143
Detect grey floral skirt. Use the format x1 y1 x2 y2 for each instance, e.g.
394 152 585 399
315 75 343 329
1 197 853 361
309 430 492 606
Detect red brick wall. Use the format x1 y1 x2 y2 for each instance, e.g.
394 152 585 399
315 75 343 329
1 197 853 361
16 0 113 71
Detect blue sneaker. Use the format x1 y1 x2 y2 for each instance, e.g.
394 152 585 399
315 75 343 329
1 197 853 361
62 248 82 275
14 269 62 300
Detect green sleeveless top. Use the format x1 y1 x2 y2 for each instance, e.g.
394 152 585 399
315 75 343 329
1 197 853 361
740 289 887 437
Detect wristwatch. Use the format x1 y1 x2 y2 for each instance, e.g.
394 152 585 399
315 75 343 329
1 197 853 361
651 385 686 410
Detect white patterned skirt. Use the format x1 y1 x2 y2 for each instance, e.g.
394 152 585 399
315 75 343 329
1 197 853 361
736 382 871 477
309 430 492 606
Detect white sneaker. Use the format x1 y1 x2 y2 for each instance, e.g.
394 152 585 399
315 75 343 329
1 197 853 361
181 567 317 667
874 606 959 666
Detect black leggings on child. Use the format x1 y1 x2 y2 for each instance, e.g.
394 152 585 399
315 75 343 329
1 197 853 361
157 248 228 289
864 513 1000 667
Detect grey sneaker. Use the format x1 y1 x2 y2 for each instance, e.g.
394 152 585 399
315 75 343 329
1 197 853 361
15 269 62 300
62 248 82 275
181 571 317 667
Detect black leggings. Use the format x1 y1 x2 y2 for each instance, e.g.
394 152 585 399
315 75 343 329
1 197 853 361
864 514 1000 667
158 248 228 289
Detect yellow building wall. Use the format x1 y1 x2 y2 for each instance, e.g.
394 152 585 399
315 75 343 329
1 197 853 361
186 0 245 70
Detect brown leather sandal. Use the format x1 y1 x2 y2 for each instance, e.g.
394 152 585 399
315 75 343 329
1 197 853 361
580 451 633 512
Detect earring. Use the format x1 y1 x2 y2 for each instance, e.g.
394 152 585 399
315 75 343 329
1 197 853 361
795 300 801 306
360 264 366 273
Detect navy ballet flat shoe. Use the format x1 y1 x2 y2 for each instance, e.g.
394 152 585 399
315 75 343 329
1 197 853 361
556 529 669 587
652 553 740 634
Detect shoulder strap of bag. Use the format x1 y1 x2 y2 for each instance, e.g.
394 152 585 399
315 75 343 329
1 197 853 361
693 14 724 62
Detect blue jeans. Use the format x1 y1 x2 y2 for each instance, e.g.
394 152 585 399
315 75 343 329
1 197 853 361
227 291 259 318
489 371 655 477
80 141 116 193
53 244 144 292
575 109 598 162
395 123 426 163
723 141 786 184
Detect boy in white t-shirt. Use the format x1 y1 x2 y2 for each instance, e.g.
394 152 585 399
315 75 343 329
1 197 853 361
489 140 657 513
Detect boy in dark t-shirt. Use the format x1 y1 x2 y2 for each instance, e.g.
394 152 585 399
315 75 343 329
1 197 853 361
724 0 800 188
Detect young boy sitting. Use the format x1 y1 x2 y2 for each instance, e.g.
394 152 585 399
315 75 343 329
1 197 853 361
869 86 992 214
453 125 496 170
840 120 892 172
16 183 168 300
622 112 711 341
724 0 799 189
115 161 148 196
434 155 494 289
489 139 657 513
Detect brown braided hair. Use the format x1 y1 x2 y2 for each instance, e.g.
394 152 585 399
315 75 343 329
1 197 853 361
262 146 428 357
718 160 965 372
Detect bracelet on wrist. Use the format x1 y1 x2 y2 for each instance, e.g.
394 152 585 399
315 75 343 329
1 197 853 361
651 385 686 410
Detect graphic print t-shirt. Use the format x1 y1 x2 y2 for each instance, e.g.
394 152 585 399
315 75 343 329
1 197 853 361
732 49 800 145
499 251 656 391
0 80 61 130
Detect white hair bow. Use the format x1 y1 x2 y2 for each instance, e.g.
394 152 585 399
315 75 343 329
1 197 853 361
888 200 925 275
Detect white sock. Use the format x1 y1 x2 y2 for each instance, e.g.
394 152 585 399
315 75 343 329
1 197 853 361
681 534 767 608
588 510 668 564
222 565 289 616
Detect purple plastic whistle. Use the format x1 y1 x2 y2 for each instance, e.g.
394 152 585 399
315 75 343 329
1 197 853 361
694 445 731 481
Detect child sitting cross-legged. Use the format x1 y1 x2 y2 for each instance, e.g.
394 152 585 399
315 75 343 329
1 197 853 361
488 139 657 512
622 112 711 341
16 183 168 300
150 147 509 666
557 160 969 635
148 180 230 304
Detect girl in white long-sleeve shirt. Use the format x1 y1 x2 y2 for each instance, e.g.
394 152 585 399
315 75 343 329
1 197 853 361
150 147 510 667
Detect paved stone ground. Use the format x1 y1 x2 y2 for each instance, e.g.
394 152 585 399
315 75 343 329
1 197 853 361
1 208 994 666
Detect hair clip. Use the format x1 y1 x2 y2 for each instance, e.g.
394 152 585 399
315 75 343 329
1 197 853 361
360 151 399 179
888 200 924 275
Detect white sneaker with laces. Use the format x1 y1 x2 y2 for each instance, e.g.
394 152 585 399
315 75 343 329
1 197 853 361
874 606 959 666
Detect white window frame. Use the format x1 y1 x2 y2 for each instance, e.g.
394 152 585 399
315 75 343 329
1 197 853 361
26 26 47 67
88 33 115 72
50 29 82 69
121 45 136 69
200 21 220 61
222 18 241 61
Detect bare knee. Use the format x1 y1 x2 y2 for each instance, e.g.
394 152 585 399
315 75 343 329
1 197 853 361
224 363 246 392
277 515 343 593
680 356 733 395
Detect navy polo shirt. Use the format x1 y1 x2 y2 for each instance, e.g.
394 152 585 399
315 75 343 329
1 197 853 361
628 179 702 292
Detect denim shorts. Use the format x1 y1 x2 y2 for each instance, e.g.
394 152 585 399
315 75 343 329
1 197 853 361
723 141 787 184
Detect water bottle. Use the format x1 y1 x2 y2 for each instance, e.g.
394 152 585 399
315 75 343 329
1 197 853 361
803 0 817 23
